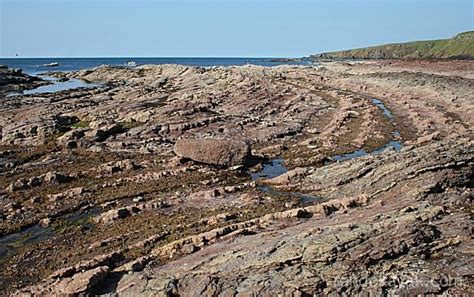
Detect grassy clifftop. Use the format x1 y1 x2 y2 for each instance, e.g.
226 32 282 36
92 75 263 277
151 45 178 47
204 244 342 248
312 31 474 60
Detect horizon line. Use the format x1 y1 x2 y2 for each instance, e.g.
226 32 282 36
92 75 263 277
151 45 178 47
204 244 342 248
0 55 304 59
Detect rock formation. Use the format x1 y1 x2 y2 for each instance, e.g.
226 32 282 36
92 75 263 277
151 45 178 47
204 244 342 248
0 60 472 295
174 138 251 167
0 65 48 94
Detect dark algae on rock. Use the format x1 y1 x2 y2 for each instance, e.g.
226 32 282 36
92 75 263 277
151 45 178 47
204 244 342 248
0 59 472 295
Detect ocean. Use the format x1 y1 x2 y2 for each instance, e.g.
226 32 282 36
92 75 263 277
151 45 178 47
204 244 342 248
0 57 310 75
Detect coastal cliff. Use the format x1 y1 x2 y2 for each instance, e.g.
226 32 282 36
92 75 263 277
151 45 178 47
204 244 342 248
311 31 474 60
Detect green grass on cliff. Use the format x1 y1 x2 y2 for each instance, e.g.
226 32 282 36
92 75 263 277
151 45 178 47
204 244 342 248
312 31 474 60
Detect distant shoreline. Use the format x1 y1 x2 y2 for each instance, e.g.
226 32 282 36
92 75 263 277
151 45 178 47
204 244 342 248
0 57 311 75
309 31 474 61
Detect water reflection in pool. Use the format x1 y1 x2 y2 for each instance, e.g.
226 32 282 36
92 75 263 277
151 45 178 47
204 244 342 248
8 75 100 96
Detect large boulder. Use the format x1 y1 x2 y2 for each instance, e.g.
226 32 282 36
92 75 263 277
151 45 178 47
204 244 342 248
174 138 250 167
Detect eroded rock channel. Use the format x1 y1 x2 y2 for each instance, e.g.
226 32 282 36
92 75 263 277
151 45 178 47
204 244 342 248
251 93 403 204
0 60 472 295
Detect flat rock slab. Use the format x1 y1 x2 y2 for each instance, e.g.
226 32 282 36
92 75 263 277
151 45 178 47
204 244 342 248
174 138 250 167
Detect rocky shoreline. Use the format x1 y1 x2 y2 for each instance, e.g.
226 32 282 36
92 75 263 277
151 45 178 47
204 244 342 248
0 65 49 95
0 60 472 295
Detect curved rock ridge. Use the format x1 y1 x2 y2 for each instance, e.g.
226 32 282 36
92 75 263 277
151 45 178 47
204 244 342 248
15 138 474 296
1 60 472 295
267 137 473 199
109 139 473 296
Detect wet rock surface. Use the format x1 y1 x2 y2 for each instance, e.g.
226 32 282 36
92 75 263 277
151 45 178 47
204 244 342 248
0 66 48 94
0 61 472 295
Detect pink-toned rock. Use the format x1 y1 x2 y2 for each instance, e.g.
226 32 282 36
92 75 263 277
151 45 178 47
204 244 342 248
414 131 441 145
93 207 138 224
55 266 109 295
173 138 250 167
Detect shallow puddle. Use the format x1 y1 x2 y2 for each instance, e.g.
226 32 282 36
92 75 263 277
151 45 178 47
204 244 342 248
330 138 402 163
250 96 403 201
329 93 403 162
0 225 53 259
0 207 99 261
250 158 288 180
250 159 321 204
370 97 393 118
7 75 100 97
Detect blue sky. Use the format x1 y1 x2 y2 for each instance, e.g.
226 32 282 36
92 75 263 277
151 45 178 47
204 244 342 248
1 0 473 57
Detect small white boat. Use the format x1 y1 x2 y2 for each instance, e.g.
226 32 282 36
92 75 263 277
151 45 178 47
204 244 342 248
126 61 137 67
43 62 59 67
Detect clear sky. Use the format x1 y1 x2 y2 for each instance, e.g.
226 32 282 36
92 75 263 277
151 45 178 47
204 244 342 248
1 0 473 57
